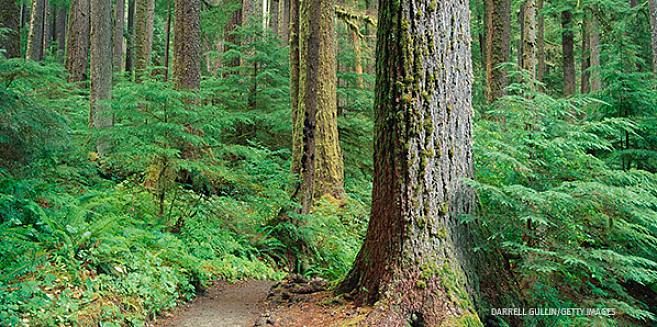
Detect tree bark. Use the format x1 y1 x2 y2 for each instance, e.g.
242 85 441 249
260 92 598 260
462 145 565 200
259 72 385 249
561 10 575 96
297 0 344 212
65 0 90 82
43 1 53 55
537 0 545 82
26 0 46 60
113 0 125 71
268 0 278 35
0 0 21 58
173 0 201 90
581 13 591 94
649 0 657 75
290 0 301 176
125 0 135 75
590 15 601 91
337 0 481 325
90 0 113 155
279 0 289 43
484 0 511 102
55 5 66 58
519 0 537 90
223 2 242 70
134 0 154 81
351 0 363 88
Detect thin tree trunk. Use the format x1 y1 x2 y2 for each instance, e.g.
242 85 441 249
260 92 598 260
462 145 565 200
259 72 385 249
581 13 591 94
113 0 125 71
134 0 154 81
269 0 278 35
90 0 113 155
298 0 344 212
649 0 657 75
590 15 601 91
0 0 22 58
21 0 29 29
279 0 289 43
26 0 46 60
223 2 242 70
55 5 66 59
485 0 511 102
537 0 545 82
351 0 363 88
125 0 135 75
172 0 200 90
43 1 53 55
163 0 171 80
337 0 481 325
290 0 301 176
65 0 90 82
561 10 575 96
520 0 537 90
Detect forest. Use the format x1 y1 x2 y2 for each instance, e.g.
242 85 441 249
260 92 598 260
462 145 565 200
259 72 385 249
1 0 657 325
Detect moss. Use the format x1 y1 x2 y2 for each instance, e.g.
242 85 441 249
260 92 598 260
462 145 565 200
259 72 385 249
439 313 483 327
434 227 447 239
439 202 449 216
448 147 454 159
428 0 437 12
415 280 427 289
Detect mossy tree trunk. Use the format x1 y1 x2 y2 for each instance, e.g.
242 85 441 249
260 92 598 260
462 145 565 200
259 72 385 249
581 12 591 94
65 0 90 82
337 0 482 325
26 0 46 60
113 0 125 71
134 0 154 81
268 0 278 35
173 0 201 90
485 0 511 102
561 9 575 96
649 0 657 75
0 0 21 58
125 0 135 76
297 0 344 213
223 2 242 70
590 15 601 91
279 0 289 42
90 0 113 155
537 0 545 82
54 5 66 59
290 0 301 176
519 0 536 90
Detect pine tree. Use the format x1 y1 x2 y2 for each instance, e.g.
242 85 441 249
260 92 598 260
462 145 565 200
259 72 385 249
113 0 125 71
26 0 46 60
90 0 113 155
561 9 575 95
65 0 90 82
134 0 154 81
485 0 511 102
173 0 201 90
0 0 21 58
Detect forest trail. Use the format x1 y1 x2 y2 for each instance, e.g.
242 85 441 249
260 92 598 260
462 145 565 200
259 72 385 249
156 280 274 327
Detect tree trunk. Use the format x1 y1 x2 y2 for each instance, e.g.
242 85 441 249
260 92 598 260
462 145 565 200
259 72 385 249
173 0 201 90
484 0 511 102
649 0 657 75
134 0 154 81
0 0 21 58
268 0 278 35
163 0 171 80
279 0 289 43
26 0 46 60
537 0 545 82
113 0 125 71
297 0 344 213
590 15 601 91
561 10 575 96
125 0 135 75
351 0 363 88
223 2 242 70
290 0 301 176
581 13 591 94
90 0 113 155
21 0 29 29
65 0 90 82
337 0 481 325
519 0 537 90
55 5 66 58
43 1 53 55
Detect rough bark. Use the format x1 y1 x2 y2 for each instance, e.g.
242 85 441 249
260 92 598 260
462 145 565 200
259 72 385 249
125 0 135 75
649 0 657 75
43 1 53 54
65 0 90 82
337 0 482 325
484 0 511 102
90 0 113 155
134 0 154 81
351 0 363 88
590 15 601 91
21 0 29 29
279 0 289 42
113 0 125 71
0 0 21 58
297 0 344 213
173 0 201 90
537 0 545 82
269 0 278 35
561 10 575 96
581 13 591 94
519 0 537 90
26 0 46 60
163 0 171 80
55 5 66 58
290 0 301 176
223 2 242 70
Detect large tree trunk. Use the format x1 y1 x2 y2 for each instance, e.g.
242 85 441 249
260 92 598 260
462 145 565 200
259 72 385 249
90 0 113 155
0 0 21 58
125 0 135 75
519 0 537 90
223 2 242 70
290 0 301 176
279 0 289 43
297 0 344 213
581 13 591 94
54 5 66 58
268 0 279 35
590 15 601 91
43 1 53 54
65 0 90 82
561 10 575 96
337 1 481 325
113 0 125 71
172 0 201 90
351 0 363 88
26 0 46 60
537 0 545 82
134 0 154 81
649 0 657 75
484 0 511 102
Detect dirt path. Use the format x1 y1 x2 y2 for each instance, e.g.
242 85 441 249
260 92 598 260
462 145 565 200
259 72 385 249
156 280 275 327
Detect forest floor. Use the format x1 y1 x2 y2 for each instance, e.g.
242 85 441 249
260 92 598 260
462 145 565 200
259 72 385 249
153 279 370 327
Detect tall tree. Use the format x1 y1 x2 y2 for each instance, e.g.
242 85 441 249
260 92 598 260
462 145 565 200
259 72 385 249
296 0 344 212
113 0 125 71
65 0 90 82
519 0 537 90
172 0 201 90
26 0 46 60
590 15 601 91
537 0 545 82
485 0 511 102
223 1 242 70
134 0 154 81
290 0 301 175
581 12 591 94
0 0 21 58
125 0 135 75
649 0 657 74
268 0 279 35
54 5 66 58
279 0 289 42
89 0 113 155
338 0 481 325
561 9 575 95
